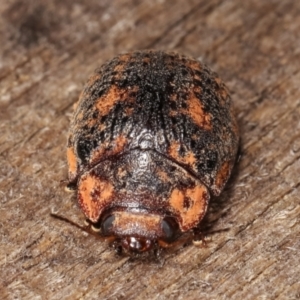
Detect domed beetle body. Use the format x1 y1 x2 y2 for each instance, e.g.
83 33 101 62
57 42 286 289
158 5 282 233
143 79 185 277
66 50 239 254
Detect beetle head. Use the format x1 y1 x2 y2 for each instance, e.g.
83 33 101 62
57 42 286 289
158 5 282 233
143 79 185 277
100 210 180 254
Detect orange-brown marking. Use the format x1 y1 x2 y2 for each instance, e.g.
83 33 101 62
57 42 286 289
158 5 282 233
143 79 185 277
118 53 131 62
112 135 127 153
156 169 169 183
114 63 126 73
186 60 202 72
67 147 77 177
113 63 127 80
96 85 126 116
169 184 208 231
89 135 128 165
168 141 180 161
183 150 197 165
78 174 114 222
96 85 138 116
168 141 197 168
184 91 212 130
215 161 231 192
112 211 162 238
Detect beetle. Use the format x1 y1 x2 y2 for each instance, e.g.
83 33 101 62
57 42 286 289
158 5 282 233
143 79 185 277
65 50 239 254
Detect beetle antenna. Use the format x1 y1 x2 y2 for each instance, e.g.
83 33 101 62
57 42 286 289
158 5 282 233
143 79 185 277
51 213 87 230
50 213 105 240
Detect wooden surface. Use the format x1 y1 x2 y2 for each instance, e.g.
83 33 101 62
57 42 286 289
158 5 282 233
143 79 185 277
1 1 300 299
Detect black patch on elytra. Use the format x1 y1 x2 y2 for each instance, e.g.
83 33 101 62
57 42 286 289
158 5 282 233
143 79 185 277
197 151 218 173
76 140 94 163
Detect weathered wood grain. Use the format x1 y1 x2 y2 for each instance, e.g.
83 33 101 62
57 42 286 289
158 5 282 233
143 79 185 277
1 0 299 299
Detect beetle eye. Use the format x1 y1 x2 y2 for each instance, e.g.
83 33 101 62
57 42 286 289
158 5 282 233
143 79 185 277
101 214 115 236
161 217 179 242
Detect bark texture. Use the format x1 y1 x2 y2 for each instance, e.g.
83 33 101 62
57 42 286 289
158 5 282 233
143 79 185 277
0 1 299 299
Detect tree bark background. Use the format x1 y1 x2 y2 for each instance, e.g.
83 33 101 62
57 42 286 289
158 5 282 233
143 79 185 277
1 1 299 299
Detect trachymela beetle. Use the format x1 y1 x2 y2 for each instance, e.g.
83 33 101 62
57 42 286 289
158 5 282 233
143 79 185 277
65 50 239 254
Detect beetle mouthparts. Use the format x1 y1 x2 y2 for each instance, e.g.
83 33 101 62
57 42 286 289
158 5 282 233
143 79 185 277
121 236 153 253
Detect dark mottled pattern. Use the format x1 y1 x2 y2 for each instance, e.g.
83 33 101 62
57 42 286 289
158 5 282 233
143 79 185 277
68 50 239 196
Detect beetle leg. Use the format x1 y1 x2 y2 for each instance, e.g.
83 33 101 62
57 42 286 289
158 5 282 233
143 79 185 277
192 227 208 247
84 219 101 232
91 224 101 232
65 181 77 192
